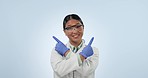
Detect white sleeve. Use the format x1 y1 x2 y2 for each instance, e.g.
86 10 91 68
76 47 99 76
50 49 80 77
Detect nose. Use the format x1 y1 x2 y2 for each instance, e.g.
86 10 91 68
72 27 78 32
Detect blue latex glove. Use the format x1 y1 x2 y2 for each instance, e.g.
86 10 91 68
53 36 69 56
80 37 94 58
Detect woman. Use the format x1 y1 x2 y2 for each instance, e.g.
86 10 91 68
51 14 99 78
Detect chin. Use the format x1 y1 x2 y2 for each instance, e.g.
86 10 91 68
72 38 81 43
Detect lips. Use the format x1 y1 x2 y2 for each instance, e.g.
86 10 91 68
72 34 80 39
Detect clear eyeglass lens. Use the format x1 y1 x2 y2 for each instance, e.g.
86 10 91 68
65 25 82 31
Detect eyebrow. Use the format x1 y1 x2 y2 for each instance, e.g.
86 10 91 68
67 23 81 27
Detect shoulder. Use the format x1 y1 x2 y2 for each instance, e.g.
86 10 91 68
92 46 99 54
51 48 60 56
92 46 99 51
50 48 63 59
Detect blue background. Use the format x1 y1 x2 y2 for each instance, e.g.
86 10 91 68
0 0 148 78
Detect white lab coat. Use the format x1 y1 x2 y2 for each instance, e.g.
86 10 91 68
50 41 99 78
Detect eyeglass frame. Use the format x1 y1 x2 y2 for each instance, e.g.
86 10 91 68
64 24 84 31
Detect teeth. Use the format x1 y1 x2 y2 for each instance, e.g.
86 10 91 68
73 35 78 38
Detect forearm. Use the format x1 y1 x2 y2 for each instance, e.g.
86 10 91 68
77 47 99 76
51 50 80 77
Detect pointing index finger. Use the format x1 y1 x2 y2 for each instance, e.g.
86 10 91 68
53 36 61 43
88 37 94 46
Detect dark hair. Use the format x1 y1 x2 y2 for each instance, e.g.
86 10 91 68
63 14 84 30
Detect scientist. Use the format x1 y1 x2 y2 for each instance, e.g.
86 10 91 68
50 14 99 78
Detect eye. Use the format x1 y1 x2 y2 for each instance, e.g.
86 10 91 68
65 27 72 30
76 25 82 28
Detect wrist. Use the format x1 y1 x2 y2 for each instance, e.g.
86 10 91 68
79 54 85 61
79 52 87 59
64 50 70 57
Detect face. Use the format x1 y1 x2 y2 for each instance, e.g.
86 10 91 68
64 19 84 46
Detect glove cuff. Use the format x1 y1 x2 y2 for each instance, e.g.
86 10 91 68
62 48 70 56
79 52 87 59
